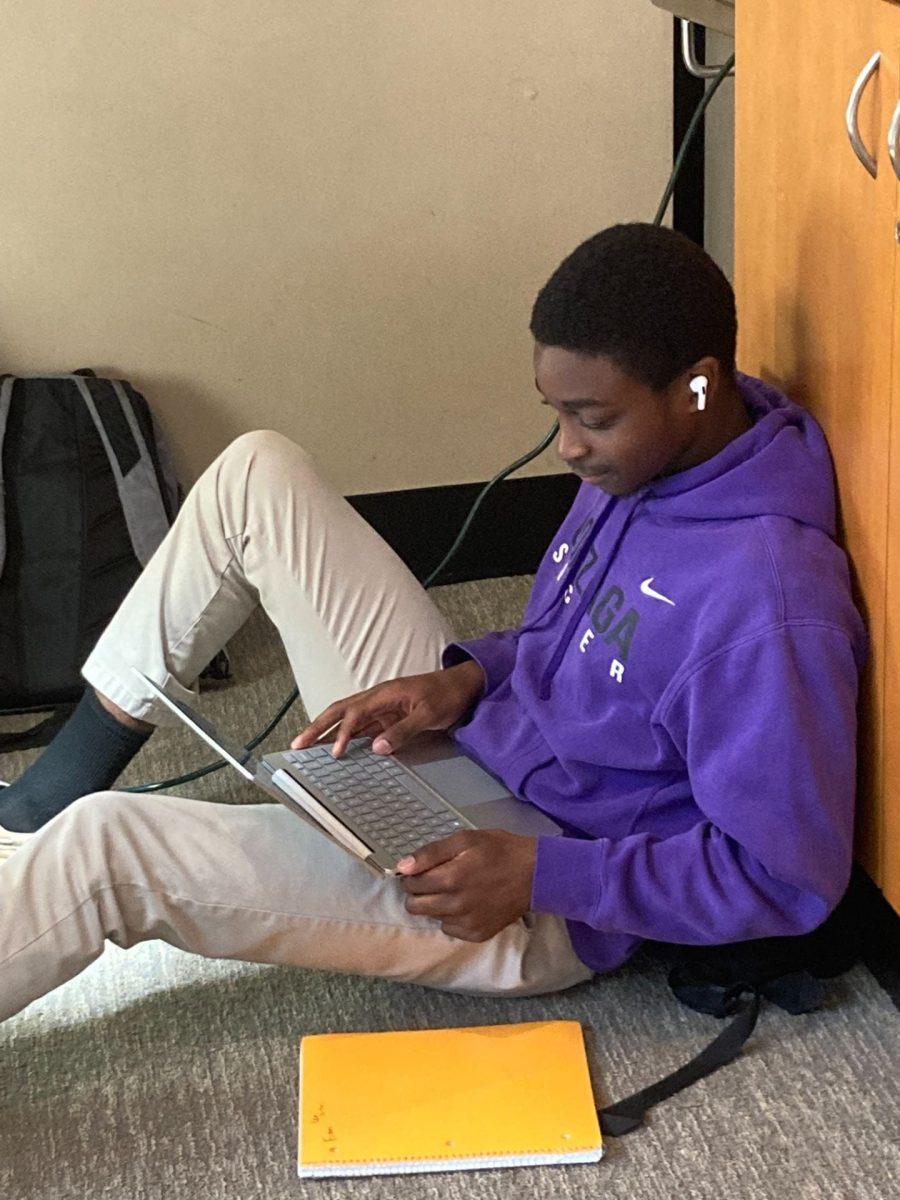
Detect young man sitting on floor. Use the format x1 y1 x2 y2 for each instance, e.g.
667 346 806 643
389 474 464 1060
0 222 866 1021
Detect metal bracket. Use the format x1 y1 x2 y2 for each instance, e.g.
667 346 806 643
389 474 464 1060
680 18 734 80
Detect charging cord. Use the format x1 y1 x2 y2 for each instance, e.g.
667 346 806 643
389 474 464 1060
123 50 734 795
654 52 734 226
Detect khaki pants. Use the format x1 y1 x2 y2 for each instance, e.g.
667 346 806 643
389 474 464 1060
0 431 593 1022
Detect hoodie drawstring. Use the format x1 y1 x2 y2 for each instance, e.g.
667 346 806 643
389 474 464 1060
515 497 618 640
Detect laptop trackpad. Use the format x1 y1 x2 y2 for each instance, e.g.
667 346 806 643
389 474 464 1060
412 756 562 836
413 756 512 804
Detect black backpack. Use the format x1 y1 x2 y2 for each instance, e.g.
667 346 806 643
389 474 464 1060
0 370 228 751
596 864 866 1137
657 876 860 1017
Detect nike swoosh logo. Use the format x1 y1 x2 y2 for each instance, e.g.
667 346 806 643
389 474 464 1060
640 577 675 606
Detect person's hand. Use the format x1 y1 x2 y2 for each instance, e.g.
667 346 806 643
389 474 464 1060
291 660 486 757
396 829 538 942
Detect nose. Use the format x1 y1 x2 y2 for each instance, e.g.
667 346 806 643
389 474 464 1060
557 425 589 466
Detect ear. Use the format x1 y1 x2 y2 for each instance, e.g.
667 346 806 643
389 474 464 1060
676 356 722 414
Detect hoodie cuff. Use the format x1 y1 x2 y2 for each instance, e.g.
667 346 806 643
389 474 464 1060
441 631 519 697
531 835 606 925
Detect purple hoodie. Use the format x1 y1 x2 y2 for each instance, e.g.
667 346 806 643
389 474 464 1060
442 372 867 975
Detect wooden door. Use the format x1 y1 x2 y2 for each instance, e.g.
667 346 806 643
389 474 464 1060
735 1 900 894
885 60 900 913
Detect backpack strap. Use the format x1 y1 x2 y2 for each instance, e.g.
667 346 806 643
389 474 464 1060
598 986 761 1136
147 408 181 521
0 375 14 581
0 702 78 752
72 374 172 567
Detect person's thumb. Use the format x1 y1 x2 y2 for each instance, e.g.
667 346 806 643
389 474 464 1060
371 710 431 754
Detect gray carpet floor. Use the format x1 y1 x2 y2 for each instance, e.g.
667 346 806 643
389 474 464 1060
1 577 899 1199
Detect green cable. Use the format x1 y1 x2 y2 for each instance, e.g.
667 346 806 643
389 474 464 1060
654 53 735 227
124 50 735 795
420 421 560 591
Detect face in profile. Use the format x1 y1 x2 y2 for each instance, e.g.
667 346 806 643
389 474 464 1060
533 343 702 496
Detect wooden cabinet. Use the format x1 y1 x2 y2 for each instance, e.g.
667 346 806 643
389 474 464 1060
735 0 900 912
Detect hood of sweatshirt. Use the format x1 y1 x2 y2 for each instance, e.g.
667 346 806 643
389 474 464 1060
517 371 843 699
642 371 836 528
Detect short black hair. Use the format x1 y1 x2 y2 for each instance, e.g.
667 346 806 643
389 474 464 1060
529 222 737 392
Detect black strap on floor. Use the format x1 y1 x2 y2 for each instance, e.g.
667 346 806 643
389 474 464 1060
598 985 762 1136
0 704 76 752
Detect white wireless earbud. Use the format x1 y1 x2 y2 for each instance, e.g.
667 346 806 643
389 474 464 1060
689 375 708 412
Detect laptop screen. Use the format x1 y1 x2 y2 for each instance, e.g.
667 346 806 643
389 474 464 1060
132 668 258 780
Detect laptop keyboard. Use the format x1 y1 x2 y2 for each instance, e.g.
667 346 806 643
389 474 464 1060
283 738 467 860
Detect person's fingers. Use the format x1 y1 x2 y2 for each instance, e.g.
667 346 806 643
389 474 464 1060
329 707 367 758
293 689 394 752
292 712 386 756
293 679 428 753
371 707 436 754
394 830 472 874
355 717 388 740
403 891 465 920
328 701 400 756
293 720 342 750
399 863 459 894
291 699 353 749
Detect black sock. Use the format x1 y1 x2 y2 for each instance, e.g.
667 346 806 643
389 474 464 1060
0 689 153 832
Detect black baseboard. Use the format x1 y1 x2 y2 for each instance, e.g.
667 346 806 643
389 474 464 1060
347 471 579 587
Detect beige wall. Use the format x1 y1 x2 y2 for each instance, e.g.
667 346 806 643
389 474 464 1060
0 1 672 492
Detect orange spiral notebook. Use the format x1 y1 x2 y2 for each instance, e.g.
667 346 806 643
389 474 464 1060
296 1019 604 1178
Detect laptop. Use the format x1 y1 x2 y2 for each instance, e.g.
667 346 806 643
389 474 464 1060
133 669 563 879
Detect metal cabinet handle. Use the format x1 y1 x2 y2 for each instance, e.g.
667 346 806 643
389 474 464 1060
679 19 734 80
888 99 900 180
846 51 881 178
